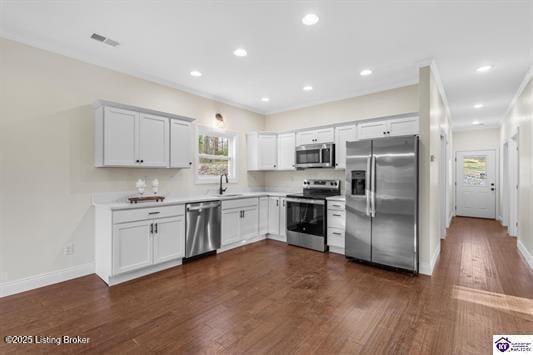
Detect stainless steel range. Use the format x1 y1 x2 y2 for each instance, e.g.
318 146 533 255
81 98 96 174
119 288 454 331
285 179 341 252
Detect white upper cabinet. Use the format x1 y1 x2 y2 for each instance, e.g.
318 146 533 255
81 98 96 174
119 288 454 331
170 120 193 168
138 113 169 167
247 133 278 171
388 116 419 137
95 100 194 168
277 133 296 170
102 107 138 166
335 125 357 169
296 127 334 145
358 116 419 140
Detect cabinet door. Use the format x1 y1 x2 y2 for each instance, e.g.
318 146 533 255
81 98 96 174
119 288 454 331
138 113 169 167
279 198 287 239
358 121 388 140
277 133 296 170
315 128 335 144
258 134 278 170
259 197 269 235
104 107 138 166
221 209 241 246
268 197 280 234
112 220 153 275
388 117 419 137
153 216 185 264
170 120 193 168
335 125 357 169
241 206 259 240
296 130 315 145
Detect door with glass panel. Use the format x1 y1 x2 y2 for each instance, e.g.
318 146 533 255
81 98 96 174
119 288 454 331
456 150 496 218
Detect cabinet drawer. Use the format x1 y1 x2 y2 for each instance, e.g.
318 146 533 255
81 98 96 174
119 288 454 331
222 197 258 211
327 201 345 211
113 205 185 224
327 228 345 248
327 210 345 229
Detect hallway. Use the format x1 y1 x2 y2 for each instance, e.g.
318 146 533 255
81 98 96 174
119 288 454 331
0 217 532 354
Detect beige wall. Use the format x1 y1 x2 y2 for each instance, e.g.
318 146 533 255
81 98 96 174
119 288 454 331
263 85 419 189
500 71 533 256
0 38 266 282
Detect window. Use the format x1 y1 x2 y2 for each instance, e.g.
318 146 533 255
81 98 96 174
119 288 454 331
196 126 238 182
463 156 487 186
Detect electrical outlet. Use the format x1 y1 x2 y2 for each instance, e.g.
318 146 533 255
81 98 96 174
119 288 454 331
63 243 75 256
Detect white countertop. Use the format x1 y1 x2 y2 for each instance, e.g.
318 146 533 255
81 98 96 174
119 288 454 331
93 191 290 211
326 195 346 202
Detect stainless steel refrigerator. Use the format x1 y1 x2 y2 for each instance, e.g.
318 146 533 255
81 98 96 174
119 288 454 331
345 135 418 274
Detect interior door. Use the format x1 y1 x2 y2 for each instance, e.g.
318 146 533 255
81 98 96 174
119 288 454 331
138 113 169 167
170 120 192 168
456 150 496 218
104 107 138 166
371 136 417 271
277 133 295 170
153 216 185 264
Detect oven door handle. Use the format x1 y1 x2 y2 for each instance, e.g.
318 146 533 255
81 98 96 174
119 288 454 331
285 198 325 205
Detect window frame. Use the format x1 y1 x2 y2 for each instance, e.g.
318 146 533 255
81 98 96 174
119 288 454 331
195 125 239 184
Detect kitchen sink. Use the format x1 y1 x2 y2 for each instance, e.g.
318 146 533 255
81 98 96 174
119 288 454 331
212 193 244 198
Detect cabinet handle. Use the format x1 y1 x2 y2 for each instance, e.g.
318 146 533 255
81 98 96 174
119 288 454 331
333 214 342 217
243 210 245 218
136 160 140 163
155 223 158 234
333 232 342 236
140 160 144 163
189 162 192 165
387 131 390 135
148 211 160 215
276 200 279 207
283 200 285 207
150 223 154 234
383 131 386 135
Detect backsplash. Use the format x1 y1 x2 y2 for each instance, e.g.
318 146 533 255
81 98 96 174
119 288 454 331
264 169 346 194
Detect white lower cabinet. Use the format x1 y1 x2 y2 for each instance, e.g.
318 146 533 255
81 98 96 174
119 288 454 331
279 198 287 239
96 204 185 285
221 198 259 247
268 197 280 235
327 200 346 254
259 197 269 235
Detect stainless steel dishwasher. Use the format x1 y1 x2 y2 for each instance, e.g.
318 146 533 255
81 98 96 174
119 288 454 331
185 201 221 259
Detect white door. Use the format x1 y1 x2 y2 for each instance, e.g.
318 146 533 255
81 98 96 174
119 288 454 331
112 220 153 275
388 117 419 136
358 121 388 140
456 150 496 218
296 130 315 145
221 209 241 246
241 206 259 240
259 197 269 235
104 107 138 166
268 197 280 234
170 120 192 168
315 128 335 144
335 125 357 169
153 216 185 264
279 198 287 239
138 113 169 167
277 133 295 170
258 134 278 170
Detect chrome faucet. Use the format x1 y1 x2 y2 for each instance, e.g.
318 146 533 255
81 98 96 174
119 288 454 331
219 174 228 195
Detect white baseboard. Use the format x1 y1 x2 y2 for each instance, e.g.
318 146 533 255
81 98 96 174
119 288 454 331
218 235 267 253
106 259 182 286
329 246 345 255
517 240 533 269
419 242 441 276
0 262 95 298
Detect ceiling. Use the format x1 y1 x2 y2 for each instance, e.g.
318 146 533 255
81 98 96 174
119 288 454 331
1 1 532 128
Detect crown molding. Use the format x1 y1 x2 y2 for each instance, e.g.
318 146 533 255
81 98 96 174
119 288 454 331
503 63 533 119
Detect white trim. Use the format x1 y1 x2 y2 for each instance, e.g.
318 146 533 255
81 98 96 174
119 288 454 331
106 259 182 286
195 125 239 184
517 240 533 270
427 61 453 123
0 263 95 298
419 242 441 276
451 122 502 132
218 235 267 253
504 64 533 119
328 246 345 255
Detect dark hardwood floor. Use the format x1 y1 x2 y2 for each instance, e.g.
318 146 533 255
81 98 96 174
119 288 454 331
1 217 532 354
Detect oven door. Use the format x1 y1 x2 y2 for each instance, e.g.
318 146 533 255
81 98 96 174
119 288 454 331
285 198 327 252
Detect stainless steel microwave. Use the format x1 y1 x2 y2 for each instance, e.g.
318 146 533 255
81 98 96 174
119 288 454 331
295 143 335 168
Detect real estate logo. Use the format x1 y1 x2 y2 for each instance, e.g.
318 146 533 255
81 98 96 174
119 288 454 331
493 335 533 354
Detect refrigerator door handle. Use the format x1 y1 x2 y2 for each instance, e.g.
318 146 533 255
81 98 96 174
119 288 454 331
371 155 376 217
365 157 371 216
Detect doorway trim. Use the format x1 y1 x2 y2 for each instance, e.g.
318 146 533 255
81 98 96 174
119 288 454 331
507 131 520 237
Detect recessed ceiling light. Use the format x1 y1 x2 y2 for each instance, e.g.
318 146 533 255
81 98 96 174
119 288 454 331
302 13 319 26
261 97 270 102
233 48 247 57
472 120 484 126
360 69 373 76
475 65 494 73
474 103 484 109
303 85 313 91
190 70 202 77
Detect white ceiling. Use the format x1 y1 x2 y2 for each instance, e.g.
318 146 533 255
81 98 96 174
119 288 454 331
1 1 532 128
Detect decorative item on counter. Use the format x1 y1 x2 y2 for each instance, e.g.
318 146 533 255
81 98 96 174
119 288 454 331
128 195 165 204
152 178 160 194
136 178 146 195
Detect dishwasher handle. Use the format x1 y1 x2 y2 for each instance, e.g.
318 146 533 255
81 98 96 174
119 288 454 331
187 202 221 211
